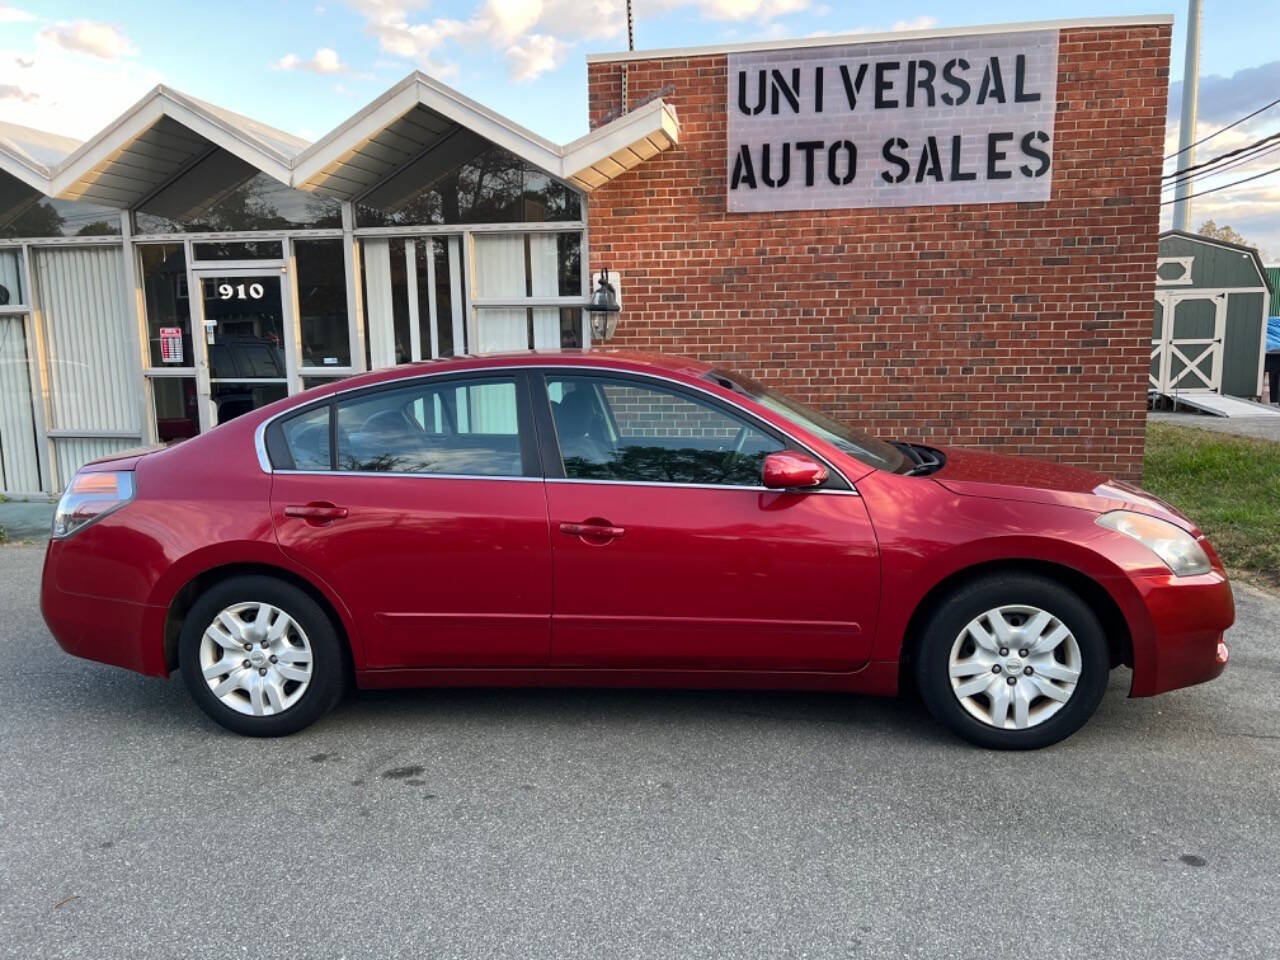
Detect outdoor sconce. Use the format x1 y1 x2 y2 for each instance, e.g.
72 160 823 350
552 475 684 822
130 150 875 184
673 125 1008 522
586 267 621 342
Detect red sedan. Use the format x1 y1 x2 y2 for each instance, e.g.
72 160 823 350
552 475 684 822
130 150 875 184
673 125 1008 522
41 352 1233 748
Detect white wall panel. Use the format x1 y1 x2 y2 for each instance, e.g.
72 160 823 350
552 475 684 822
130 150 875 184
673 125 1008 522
0 317 41 493
54 437 140 487
34 246 141 434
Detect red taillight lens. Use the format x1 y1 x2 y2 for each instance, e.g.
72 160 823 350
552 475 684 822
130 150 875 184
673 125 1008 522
52 470 136 538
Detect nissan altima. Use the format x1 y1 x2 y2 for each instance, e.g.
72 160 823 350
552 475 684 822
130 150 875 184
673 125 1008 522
41 352 1233 748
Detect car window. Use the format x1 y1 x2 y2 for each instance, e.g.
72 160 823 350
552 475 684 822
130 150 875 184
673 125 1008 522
332 376 524 475
281 404 332 470
546 374 783 486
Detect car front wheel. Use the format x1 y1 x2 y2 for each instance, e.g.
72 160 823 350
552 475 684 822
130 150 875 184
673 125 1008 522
914 574 1109 749
178 575 346 736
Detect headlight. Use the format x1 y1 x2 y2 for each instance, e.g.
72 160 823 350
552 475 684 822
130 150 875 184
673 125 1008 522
52 470 135 539
1096 510 1211 576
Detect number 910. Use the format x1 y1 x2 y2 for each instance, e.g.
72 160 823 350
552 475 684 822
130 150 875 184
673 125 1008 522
217 282 265 300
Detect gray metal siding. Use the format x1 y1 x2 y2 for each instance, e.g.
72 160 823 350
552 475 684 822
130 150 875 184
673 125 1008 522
1221 292 1265 397
53 437 140 486
0 316 41 492
34 246 141 434
1160 235 1266 289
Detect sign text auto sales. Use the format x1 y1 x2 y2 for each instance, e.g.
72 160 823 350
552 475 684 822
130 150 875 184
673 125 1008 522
726 30 1059 212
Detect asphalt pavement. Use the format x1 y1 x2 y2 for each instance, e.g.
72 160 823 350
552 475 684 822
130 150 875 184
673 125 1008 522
1 543 1277 959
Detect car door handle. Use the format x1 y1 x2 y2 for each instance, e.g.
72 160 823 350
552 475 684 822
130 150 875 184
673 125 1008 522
284 502 348 523
559 521 626 540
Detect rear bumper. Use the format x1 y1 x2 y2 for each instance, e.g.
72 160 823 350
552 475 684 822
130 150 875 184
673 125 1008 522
41 543 169 678
1126 569 1234 698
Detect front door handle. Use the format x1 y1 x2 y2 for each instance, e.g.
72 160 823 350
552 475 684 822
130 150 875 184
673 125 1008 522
284 502 348 524
559 521 626 541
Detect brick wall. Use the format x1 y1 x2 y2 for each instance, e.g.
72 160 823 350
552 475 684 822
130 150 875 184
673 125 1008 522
585 25 1170 480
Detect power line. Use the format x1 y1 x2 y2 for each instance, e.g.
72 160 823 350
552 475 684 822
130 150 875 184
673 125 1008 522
1159 162 1280 205
1161 130 1280 181
1162 137 1280 191
1164 95 1280 161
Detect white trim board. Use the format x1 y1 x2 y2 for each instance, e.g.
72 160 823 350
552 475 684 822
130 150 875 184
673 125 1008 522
585 15 1174 63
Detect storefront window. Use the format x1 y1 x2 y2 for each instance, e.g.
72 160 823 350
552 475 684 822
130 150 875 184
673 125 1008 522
0 196 121 239
139 243 192 369
296 239 350 368
0 249 25 306
150 376 199 442
193 241 283 261
212 382 288 424
134 153 341 234
355 144 581 228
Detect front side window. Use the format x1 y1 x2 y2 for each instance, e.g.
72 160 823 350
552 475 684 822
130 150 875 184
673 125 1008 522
333 376 525 476
546 375 783 486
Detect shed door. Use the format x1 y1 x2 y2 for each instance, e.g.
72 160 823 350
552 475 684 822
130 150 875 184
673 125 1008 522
1152 292 1225 394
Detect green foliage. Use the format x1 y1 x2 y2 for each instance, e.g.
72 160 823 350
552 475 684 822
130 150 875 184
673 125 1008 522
1145 423 1280 586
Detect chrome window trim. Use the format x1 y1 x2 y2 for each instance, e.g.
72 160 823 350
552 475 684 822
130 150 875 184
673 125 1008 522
273 469 540 482
252 362 857 490
544 477 860 496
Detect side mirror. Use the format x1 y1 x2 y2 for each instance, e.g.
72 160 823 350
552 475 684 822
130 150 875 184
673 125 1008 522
762 452 828 490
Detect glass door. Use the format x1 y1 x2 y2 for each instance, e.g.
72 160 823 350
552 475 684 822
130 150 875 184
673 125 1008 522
192 266 293 428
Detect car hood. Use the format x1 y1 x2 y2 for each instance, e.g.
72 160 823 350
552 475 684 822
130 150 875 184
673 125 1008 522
927 446 1196 531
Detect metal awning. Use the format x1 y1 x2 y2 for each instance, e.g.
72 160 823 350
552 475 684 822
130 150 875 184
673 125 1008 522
292 72 679 199
45 86 307 208
1 72 679 212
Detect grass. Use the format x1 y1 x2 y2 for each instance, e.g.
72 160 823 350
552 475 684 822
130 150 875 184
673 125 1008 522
1144 423 1280 587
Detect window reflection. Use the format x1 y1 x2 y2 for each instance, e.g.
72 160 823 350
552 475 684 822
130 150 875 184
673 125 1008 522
0 196 121 239
355 144 581 227
140 244 193 368
135 153 341 233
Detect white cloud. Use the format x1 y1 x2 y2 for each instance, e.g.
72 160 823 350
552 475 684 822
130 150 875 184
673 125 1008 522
0 82 37 102
274 47 347 74
891 15 938 31
506 33 569 83
0 4 35 23
37 20 136 60
0 32 161 138
342 0 820 84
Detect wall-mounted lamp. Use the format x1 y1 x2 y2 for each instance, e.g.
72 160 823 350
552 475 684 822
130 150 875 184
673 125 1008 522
586 267 621 343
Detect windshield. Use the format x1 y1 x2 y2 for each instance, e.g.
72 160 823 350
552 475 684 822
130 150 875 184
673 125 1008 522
707 368 908 474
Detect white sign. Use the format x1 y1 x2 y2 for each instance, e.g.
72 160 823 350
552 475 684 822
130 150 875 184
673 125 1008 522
159 326 183 364
727 30 1058 213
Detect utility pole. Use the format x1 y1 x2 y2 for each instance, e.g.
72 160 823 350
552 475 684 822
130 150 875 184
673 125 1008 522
1171 0 1202 232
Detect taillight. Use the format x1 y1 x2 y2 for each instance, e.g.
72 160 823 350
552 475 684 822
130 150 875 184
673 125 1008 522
52 470 136 539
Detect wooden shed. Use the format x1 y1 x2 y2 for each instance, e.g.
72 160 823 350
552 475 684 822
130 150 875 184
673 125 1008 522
1153 230 1271 400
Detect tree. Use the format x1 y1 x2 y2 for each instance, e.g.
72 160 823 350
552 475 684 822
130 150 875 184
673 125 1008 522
1198 220 1269 260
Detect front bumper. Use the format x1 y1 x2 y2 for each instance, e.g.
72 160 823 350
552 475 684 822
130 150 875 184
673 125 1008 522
1126 569 1234 698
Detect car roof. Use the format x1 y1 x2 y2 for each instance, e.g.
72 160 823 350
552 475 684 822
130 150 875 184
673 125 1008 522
314 349 717 394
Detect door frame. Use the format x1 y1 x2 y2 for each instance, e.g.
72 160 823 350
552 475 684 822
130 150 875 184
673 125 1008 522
189 262 296 432
1151 290 1226 395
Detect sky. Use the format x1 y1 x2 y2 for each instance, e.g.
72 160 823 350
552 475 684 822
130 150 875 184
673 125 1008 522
1 0 1278 256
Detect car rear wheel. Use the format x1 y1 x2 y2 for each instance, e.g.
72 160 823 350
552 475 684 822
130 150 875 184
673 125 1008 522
914 574 1109 749
178 575 346 736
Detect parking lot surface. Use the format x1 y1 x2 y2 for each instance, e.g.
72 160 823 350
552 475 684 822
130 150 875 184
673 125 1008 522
2 543 1277 959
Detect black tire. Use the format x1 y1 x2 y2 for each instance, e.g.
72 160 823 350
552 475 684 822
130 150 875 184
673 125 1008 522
914 574 1109 750
178 575 347 737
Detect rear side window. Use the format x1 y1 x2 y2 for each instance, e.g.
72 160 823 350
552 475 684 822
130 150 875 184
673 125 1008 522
335 376 524 475
281 405 332 470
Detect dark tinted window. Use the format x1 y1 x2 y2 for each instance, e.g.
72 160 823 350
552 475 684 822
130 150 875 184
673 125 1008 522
335 377 523 476
0 196 121 238
296 239 350 367
547 375 782 486
282 405 332 470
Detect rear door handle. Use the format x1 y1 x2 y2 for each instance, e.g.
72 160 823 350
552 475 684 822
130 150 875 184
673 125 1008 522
284 502 348 523
559 521 626 540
